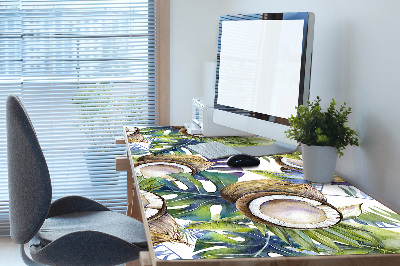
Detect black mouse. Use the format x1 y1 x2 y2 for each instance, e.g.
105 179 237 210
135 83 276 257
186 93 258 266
227 154 260 167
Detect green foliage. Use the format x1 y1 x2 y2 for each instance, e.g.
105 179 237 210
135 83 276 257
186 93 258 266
189 135 275 147
339 186 359 197
276 151 303 161
137 175 169 192
187 204 400 258
192 224 306 258
154 171 239 221
186 215 255 232
249 170 294 180
355 207 400 227
136 127 199 155
207 136 275 147
285 97 359 156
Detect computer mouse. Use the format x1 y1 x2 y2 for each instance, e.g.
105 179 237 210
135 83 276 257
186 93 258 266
227 154 260 167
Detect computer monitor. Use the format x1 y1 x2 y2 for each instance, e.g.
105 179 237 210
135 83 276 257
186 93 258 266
213 12 315 156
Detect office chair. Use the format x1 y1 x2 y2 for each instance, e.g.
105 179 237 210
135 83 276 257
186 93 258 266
6 94 148 265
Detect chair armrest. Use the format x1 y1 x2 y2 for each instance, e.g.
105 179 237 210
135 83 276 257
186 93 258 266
47 195 110 218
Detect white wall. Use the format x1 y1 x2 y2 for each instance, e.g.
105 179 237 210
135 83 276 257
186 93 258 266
170 0 228 124
170 0 400 213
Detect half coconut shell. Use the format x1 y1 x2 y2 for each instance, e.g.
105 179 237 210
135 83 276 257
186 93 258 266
236 191 342 229
140 190 167 221
219 179 327 204
134 161 196 180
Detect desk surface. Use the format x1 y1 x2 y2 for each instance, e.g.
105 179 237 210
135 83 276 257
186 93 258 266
123 126 400 265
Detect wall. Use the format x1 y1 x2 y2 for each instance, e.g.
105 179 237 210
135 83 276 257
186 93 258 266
170 0 228 123
170 0 400 213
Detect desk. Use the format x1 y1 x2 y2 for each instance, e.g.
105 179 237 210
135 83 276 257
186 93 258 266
118 126 400 266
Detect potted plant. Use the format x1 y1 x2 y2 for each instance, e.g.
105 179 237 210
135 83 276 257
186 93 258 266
285 96 359 183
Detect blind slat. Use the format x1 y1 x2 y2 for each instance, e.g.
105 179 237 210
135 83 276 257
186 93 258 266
0 0 159 236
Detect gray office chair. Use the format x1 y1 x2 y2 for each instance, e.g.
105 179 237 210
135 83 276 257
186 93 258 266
6 94 148 265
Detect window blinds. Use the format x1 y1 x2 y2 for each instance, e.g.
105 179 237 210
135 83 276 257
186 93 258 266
0 0 159 236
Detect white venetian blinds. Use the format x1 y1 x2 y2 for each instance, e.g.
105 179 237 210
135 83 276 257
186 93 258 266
0 0 159 236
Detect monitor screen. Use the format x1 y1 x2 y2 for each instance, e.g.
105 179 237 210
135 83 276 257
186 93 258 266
213 12 314 156
217 19 304 118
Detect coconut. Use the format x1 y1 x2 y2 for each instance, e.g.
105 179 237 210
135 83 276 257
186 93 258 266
275 156 303 171
236 192 342 229
140 190 167 221
219 179 327 204
134 161 195 180
148 213 187 245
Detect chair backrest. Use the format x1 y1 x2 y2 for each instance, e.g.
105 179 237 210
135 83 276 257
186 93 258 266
6 94 52 244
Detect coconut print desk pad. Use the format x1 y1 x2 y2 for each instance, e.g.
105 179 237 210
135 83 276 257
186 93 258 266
125 126 400 260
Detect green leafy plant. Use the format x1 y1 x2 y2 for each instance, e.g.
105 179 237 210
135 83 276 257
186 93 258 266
285 96 359 156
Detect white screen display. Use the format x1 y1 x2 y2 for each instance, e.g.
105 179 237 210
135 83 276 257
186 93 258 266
217 20 304 118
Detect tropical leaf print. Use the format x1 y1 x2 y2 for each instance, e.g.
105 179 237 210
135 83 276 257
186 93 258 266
134 126 200 155
274 151 302 161
154 171 239 221
128 126 400 260
208 136 275 147
193 229 306 258
186 215 255 233
355 207 400 227
185 204 400 258
137 175 169 192
249 170 296 181
134 126 275 156
339 186 359 197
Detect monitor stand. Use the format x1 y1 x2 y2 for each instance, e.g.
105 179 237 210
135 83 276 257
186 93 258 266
233 141 299 157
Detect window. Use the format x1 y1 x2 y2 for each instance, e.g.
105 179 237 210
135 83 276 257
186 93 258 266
0 0 169 236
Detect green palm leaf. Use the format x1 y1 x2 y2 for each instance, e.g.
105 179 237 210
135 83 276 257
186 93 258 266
186 216 254 232
372 207 400 221
210 136 274 147
356 207 400 226
284 229 318 252
193 229 306 258
305 230 339 251
360 225 400 252
332 223 380 246
263 203 400 253
154 171 238 221
267 226 291 245
137 176 169 192
317 227 362 247
339 186 358 197
249 170 293 180
186 203 400 257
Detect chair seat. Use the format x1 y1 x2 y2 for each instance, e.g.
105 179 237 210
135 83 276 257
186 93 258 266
37 211 147 248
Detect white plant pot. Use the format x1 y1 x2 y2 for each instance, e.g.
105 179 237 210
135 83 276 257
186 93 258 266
301 144 338 183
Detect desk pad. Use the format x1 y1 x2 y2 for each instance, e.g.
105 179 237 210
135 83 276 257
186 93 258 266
125 126 400 260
